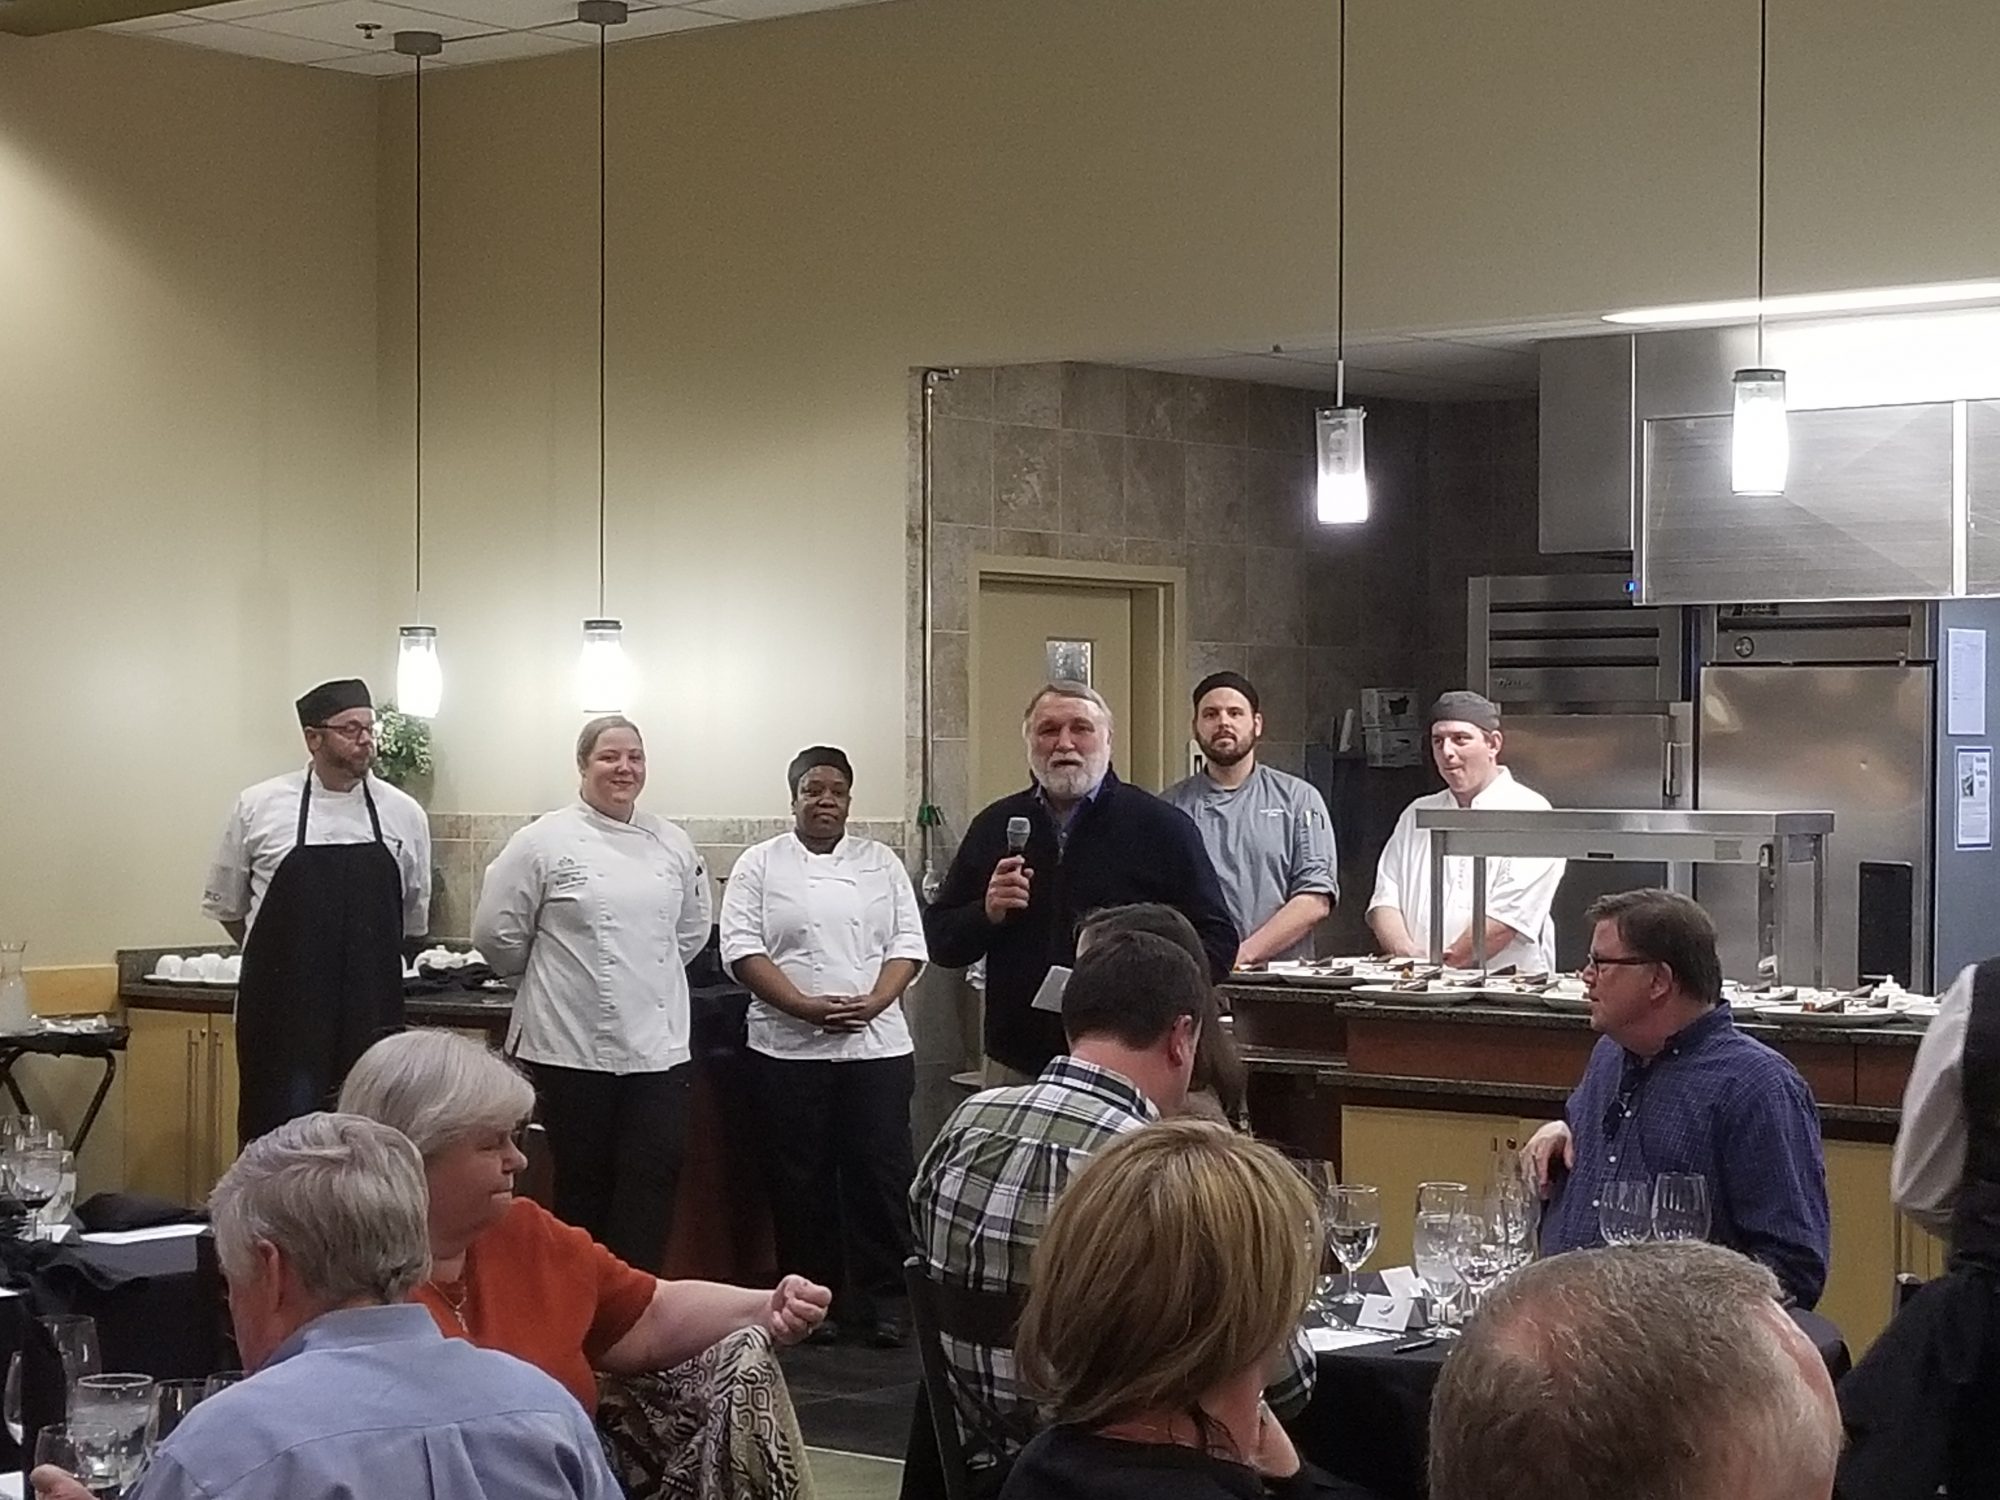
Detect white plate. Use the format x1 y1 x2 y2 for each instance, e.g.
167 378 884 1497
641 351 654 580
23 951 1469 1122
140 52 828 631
1754 1003 1904 1028
1352 983 1473 1006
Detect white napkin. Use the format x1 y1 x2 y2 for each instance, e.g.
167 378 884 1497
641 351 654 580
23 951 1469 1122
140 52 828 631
81 1223 209 1246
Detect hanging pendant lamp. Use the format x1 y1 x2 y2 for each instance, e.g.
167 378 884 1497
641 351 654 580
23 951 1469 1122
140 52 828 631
394 30 446 717
1730 0 1788 497
1315 0 1368 526
575 1 631 712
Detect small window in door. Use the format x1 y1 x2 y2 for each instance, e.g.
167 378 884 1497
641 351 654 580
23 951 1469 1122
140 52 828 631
1045 639 1093 686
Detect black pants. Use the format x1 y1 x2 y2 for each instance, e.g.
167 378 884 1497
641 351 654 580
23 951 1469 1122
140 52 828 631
746 1051 916 1327
527 1060 692 1271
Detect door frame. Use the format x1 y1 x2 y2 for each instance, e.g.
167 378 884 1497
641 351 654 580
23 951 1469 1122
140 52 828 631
967 554 1188 796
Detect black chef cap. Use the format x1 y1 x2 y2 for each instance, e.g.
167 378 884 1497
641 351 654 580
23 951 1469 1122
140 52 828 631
296 678 373 727
1429 690 1502 733
1192 671 1260 714
787 745 854 797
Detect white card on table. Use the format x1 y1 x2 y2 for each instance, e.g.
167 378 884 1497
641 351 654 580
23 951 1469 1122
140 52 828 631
1356 1294 1414 1332
1307 1325 1397 1353
1378 1265 1422 1299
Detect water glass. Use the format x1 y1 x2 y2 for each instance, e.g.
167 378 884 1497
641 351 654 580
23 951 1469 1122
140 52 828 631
1 1115 44 1151
201 1370 245 1400
4 1351 20 1445
38 1149 77 1240
10 1147 66 1239
1325 1185 1382 1313
1291 1159 1340 1310
1450 1198 1509 1314
151 1378 207 1447
43 1314 103 1393
1597 1180 1654 1246
72 1373 154 1489
1652 1172 1712 1242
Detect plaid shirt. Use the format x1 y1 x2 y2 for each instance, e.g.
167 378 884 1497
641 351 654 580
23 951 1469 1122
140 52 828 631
910 1056 1316 1467
1541 1003 1832 1306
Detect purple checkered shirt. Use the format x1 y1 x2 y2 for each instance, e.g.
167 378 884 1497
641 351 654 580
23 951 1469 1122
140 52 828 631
1540 1003 1832 1306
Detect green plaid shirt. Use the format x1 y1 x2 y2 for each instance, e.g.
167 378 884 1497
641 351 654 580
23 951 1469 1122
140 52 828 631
909 1057 1316 1467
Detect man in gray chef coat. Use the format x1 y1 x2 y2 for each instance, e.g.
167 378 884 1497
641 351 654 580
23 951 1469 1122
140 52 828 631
1162 672 1336 966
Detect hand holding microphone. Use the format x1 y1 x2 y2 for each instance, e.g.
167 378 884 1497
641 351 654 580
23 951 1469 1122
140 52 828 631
984 815 1034 924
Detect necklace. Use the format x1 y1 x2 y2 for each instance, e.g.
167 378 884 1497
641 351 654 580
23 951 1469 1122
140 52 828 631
429 1277 471 1332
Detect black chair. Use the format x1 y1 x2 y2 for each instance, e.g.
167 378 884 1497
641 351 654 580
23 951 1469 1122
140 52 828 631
901 1256 1028 1500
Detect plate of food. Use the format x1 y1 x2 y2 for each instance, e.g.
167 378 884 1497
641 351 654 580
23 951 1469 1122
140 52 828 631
1538 977 1593 1014
1352 979 1478 1007
1754 987 1914 1027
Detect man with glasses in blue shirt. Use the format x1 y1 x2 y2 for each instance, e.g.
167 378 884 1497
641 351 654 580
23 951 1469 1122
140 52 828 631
1521 888 1831 1307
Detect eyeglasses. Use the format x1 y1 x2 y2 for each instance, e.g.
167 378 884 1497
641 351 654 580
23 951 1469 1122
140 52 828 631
312 721 377 741
1582 952 1656 974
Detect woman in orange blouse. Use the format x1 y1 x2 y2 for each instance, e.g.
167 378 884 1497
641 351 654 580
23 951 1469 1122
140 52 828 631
338 1029 830 1465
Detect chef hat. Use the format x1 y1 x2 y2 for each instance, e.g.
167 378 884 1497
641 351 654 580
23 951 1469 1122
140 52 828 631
296 678 373 727
1191 670 1260 713
787 745 854 796
1428 690 1502 733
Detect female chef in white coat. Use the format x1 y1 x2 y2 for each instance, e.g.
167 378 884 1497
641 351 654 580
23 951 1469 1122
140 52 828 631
472 715 712 1270
719 746 927 1348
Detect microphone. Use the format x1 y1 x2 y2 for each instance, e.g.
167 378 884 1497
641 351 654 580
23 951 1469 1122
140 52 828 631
1006 816 1032 855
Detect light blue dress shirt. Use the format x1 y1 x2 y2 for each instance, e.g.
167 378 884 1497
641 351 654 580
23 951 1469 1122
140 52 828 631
131 1303 619 1500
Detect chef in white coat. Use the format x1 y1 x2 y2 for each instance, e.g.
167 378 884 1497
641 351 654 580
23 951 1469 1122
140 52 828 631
1368 691 1564 972
472 714 711 1271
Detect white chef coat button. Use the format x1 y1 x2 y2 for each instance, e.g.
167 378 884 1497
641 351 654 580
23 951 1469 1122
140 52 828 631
1591 1199 1600 1208
1607 1155 1617 1164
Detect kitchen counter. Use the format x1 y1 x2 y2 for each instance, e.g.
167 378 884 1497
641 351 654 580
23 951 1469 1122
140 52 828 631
115 947 513 1031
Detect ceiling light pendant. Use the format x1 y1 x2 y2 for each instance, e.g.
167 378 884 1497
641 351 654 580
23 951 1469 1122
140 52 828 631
575 1 631 713
394 29 445 717
1315 0 1367 527
1730 0 1788 498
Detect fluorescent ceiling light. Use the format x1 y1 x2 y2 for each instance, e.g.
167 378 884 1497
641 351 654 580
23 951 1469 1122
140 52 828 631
1602 279 2000 326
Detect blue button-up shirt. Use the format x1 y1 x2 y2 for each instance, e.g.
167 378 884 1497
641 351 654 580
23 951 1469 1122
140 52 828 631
132 1303 618 1500
1541 1004 1832 1306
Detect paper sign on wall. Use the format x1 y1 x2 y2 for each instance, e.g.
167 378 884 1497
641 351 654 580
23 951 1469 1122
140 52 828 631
1949 629 1987 736
1957 748 1992 851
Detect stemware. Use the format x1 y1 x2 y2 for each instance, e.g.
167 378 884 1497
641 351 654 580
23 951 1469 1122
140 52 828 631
201 1370 245 1401
1325 1185 1382 1314
1651 1172 1712 1242
71 1373 154 1490
1413 1182 1469 1334
42 1314 103 1393
150 1379 208 1448
1597 1180 1654 1246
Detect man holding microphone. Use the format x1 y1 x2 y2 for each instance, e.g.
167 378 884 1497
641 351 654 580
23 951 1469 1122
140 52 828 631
924 681 1237 1083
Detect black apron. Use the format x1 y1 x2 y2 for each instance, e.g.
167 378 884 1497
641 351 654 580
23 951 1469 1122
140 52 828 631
234 773 407 1147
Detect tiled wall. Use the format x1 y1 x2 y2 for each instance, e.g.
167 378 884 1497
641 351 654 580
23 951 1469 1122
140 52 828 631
425 812 907 940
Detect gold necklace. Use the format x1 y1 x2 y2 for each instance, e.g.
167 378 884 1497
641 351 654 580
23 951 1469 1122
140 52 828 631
430 1277 471 1331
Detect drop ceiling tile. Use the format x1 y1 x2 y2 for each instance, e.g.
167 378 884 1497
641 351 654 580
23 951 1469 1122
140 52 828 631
312 46 422 71
152 20 366 61
227 1 496 47
444 25 584 61
103 10 206 29
408 0 581 27
537 7 723 40
180 0 325 19
683 0 877 19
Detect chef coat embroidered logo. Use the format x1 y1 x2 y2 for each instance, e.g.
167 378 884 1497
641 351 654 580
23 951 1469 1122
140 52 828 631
549 857 588 895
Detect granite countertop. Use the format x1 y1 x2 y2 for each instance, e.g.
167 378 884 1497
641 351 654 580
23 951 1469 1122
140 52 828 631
1219 981 1929 1049
115 945 513 1020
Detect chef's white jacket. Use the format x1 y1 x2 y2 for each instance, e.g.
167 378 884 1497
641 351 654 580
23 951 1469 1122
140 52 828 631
1892 964 1974 1237
1367 767 1564 973
719 832 927 1062
201 769 432 937
473 803 712 1074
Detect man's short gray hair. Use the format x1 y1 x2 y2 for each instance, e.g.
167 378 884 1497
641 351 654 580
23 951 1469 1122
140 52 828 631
209 1112 430 1305
1022 680 1113 727
336 1028 535 1160
1429 1243 1838 1500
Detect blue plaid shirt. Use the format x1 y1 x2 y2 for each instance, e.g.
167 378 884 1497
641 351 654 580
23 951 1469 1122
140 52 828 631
1541 1003 1832 1306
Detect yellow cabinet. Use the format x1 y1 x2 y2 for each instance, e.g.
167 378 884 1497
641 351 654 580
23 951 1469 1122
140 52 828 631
123 1008 237 1206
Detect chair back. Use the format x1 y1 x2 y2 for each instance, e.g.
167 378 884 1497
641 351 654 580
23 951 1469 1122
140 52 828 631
902 1256 1029 1500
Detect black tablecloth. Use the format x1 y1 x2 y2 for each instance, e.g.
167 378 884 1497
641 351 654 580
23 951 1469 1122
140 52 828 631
0 1233 209 1468
1290 1275 1850 1500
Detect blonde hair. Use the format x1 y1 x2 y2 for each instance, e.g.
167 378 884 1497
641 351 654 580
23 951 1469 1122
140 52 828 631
1015 1119 1318 1445
576 714 641 768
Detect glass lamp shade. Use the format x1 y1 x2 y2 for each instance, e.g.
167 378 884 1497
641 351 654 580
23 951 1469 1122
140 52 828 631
577 618 632 713
395 625 442 718
1730 367 1790 497
1314 405 1370 525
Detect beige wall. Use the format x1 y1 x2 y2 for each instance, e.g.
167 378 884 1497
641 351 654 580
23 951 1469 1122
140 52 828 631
10 0 2000 961
0 32 382 962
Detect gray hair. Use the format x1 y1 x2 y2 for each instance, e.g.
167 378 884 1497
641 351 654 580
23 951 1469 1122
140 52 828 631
209 1112 430 1305
336 1028 535 1160
1021 680 1113 728
1429 1243 1839 1500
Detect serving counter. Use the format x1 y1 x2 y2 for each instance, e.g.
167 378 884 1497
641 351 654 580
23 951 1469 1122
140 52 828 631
1227 978 1938 1353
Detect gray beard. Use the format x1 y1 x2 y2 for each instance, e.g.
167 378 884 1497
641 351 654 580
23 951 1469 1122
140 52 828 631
1035 754 1108 801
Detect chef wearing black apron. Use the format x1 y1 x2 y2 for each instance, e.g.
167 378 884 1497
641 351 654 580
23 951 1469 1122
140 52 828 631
203 679 428 1147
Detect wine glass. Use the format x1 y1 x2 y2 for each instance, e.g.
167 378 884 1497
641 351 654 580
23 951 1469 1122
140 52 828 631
1291 1159 1340 1312
42 1314 103 1394
201 1370 245 1401
150 1379 207 1448
1450 1198 1508 1315
34 1423 93 1486
1651 1173 1712 1242
1413 1183 1469 1335
1597 1180 1654 1246
1325 1185 1382 1315
4 1351 21 1446
11 1148 64 1241
37 1149 76 1241
71 1373 154 1490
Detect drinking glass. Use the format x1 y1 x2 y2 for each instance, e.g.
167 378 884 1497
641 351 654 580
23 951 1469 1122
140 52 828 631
2 1115 44 1151
1651 1173 1712 1242
71 1373 154 1489
150 1379 207 1448
1325 1185 1382 1314
1450 1198 1509 1315
34 1423 94 1486
11 1147 64 1240
36 1149 76 1240
1291 1159 1340 1312
42 1314 103 1394
201 1370 245 1400
1597 1180 1654 1246
1412 1209 1465 1335
4 1351 20 1445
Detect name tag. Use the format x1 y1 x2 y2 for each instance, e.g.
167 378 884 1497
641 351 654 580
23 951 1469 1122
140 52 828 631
1356 1294 1415 1332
